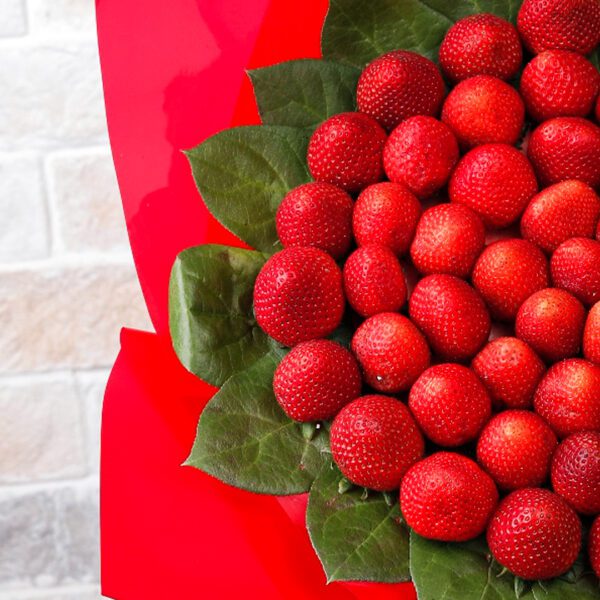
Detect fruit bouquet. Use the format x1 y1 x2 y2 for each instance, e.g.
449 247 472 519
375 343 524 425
168 0 600 597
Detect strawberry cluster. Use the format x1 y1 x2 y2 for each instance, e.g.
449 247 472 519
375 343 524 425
253 0 600 584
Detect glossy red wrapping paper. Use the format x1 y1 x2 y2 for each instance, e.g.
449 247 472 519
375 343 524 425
96 0 417 597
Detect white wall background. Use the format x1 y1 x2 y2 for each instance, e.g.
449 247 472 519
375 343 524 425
0 1 152 598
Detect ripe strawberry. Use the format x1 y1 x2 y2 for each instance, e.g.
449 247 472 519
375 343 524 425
534 358 600 438
356 50 445 131
487 488 581 580
408 274 491 361
441 76 525 150
439 14 522 83
383 116 459 199
551 238 600 306
517 0 600 55
584 301 600 365
351 312 430 393
515 288 585 362
273 340 361 422
590 517 600 578
330 395 424 491
410 203 485 278
551 431 600 515
472 239 550 321
521 180 600 253
527 117 600 188
520 50 600 122
401 453 498 542
449 144 538 228
253 247 344 346
472 337 546 409
307 112 386 193
352 182 421 256
408 364 491 447
343 245 407 317
275 182 354 260
477 410 557 490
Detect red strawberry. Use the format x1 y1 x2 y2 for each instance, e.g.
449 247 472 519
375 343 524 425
351 312 430 393
330 395 424 491
515 288 585 362
520 50 600 122
584 301 600 365
477 410 557 490
307 112 386 193
383 116 458 199
472 239 550 321
472 337 546 409
449 144 538 228
551 238 600 306
551 431 600 515
521 180 600 253
410 203 485 278
401 452 498 542
273 340 361 422
356 50 445 131
590 517 600 578
352 182 421 256
517 0 600 55
275 182 354 260
253 247 344 346
487 488 581 580
439 14 522 83
441 76 525 150
527 117 600 188
408 364 491 447
408 274 491 361
534 358 600 438
343 245 407 317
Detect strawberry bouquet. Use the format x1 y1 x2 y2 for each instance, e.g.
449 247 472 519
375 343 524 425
168 0 600 597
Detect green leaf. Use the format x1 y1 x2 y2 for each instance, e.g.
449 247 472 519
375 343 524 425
321 0 520 68
186 126 311 253
248 59 360 129
169 244 273 387
306 461 410 583
185 352 330 495
532 576 600 600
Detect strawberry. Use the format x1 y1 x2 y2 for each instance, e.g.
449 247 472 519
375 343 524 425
520 50 600 122
521 180 600 253
551 238 600 306
307 112 387 193
439 14 522 83
383 116 459 199
551 431 600 515
352 182 421 256
487 488 581 580
584 301 600 365
472 337 546 409
273 340 362 422
408 274 491 361
253 247 344 346
410 203 485 278
534 358 600 438
400 452 498 542
449 144 538 228
351 312 430 393
515 288 585 362
330 395 424 491
441 76 525 150
408 363 491 447
527 117 600 188
343 245 407 317
590 516 600 578
356 50 445 131
275 182 354 260
472 239 550 321
477 410 557 490
517 0 600 55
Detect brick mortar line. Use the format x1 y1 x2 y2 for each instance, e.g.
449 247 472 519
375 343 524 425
0 474 99 496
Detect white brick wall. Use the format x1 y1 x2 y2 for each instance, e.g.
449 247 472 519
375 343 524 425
0 1 152 598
